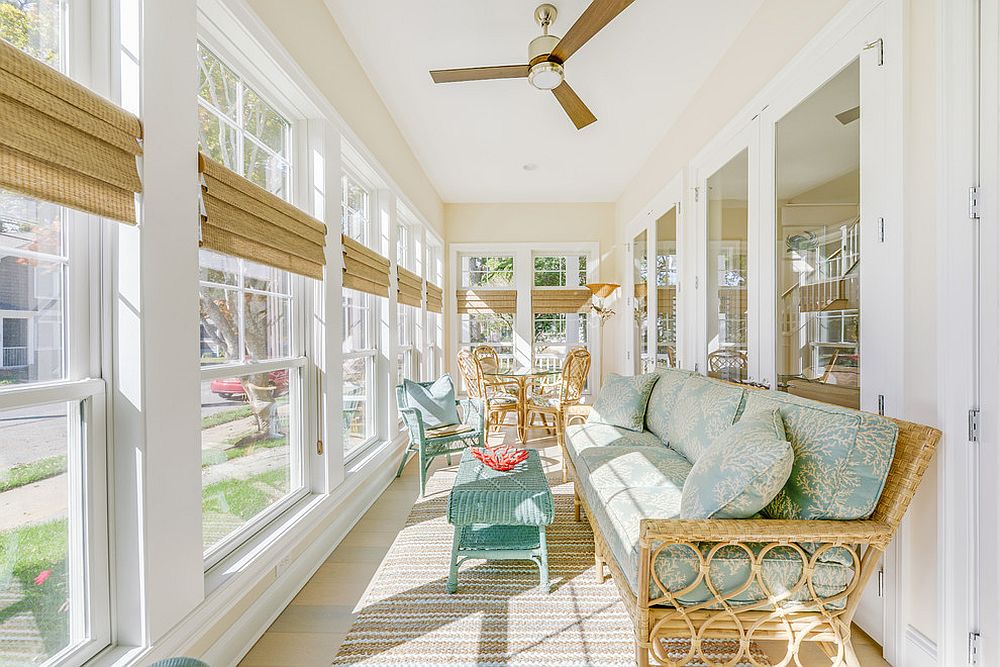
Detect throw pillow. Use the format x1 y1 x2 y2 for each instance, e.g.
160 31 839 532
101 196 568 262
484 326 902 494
402 376 460 429
680 408 794 519
587 373 659 432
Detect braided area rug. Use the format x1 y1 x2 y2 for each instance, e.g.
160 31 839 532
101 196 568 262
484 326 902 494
332 462 770 666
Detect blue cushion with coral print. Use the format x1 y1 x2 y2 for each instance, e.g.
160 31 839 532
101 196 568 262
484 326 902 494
588 373 659 432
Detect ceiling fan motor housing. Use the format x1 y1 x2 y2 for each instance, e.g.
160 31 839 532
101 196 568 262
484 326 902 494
529 34 560 64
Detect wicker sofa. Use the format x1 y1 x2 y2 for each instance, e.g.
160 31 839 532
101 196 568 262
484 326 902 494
560 368 940 667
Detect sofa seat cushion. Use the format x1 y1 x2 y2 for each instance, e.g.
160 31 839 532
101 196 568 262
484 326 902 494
644 367 694 442
664 375 747 464
564 422 664 465
745 391 898 521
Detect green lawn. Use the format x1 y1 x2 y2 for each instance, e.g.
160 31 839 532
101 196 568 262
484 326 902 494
0 455 68 493
201 405 253 429
202 467 288 521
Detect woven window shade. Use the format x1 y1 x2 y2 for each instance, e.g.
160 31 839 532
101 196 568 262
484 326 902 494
397 266 423 308
531 288 592 314
456 289 517 314
342 233 391 297
199 153 327 279
0 39 143 224
426 282 444 314
656 287 676 317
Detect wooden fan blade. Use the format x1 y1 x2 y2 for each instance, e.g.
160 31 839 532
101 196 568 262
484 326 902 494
549 0 636 64
430 64 529 84
552 81 597 130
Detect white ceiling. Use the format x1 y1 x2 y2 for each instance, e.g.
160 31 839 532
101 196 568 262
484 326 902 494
324 0 765 203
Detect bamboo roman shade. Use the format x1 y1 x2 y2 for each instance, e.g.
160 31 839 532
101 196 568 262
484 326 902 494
199 153 327 280
531 288 592 314
0 39 143 224
426 282 444 314
397 266 423 308
456 289 517 314
342 233 391 297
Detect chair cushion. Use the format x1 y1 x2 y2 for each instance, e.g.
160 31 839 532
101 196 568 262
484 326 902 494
645 367 694 442
745 391 898 521
564 422 664 465
665 375 747 464
588 372 659 431
680 408 793 519
573 446 853 609
401 376 459 428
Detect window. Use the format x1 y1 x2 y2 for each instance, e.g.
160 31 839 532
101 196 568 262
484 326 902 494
532 253 591 375
342 173 370 245
461 255 514 287
426 242 444 379
534 256 567 287
197 43 306 561
396 212 419 383
342 287 377 453
458 254 515 365
1 7 111 663
197 43 291 197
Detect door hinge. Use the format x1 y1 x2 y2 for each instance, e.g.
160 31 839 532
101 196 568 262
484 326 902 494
877 568 884 597
877 395 885 416
969 631 981 665
969 409 980 443
864 38 885 66
316 439 324 455
694 276 699 289
970 186 981 219
877 217 885 243
694 186 700 203
694 362 700 373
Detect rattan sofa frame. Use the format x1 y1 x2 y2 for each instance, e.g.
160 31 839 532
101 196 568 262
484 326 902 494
560 403 940 667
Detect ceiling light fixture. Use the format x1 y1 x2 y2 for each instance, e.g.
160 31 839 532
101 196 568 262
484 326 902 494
527 61 564 91
522 163 538 171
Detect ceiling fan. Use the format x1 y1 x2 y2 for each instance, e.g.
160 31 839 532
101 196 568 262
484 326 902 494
429 1 636 130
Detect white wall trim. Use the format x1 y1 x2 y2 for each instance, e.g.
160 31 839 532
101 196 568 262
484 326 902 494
903 624 938 667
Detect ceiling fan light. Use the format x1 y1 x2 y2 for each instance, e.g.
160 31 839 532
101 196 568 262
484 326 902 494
528 61 564 91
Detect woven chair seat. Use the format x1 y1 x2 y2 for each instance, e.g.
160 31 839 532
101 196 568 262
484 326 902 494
426 423 476 438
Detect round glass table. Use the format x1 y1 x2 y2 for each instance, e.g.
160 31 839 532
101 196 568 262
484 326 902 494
482 366 561 443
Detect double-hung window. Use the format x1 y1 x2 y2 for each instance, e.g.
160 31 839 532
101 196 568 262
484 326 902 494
0 5 111 663
532 254 591 373
458 255 515 364
341 166 380 455
395 208 421 383
426 242 444 378
196 43 308 562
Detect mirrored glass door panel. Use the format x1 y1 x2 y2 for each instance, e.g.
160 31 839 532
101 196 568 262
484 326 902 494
775 60 860 408
632 229 649 373
655 208 678 368
706 150 749 381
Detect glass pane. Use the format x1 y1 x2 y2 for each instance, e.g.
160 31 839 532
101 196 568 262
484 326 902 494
342 176 369 244
200 285 239 366
533 256 566 287
197 43 238 120
775 61 860 408
343 355 374 452
243 292 291 362
244 141 288 198
0 192 66 385
201 370 296 552
0 401 77 663
632 230 648 373
342 288 372 352
460 313 515 367
462 256 514 287
198 105 239 170
655 208 678 368
707 149 749 381
199 249 239 286
578 255 588 287
244 259 290 294
0 0 65 70
243 87 288 155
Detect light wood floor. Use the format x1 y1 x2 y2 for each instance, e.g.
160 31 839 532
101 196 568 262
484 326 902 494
240 426 890 667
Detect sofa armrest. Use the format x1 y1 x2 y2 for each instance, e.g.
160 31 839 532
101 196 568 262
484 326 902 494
564 404 592 426
640 518 894 550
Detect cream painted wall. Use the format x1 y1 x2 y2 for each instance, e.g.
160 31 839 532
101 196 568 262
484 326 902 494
245 0 444 233
444 203 618 378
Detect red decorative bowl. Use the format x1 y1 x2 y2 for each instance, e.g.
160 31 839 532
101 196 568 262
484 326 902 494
471 446 529 472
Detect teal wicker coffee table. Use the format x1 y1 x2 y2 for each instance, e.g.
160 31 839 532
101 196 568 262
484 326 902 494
446 448 555 593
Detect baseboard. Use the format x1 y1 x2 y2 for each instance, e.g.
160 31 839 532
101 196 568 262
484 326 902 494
903 624 938 667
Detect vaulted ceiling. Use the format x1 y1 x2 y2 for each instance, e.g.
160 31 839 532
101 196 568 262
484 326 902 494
324 1 765 203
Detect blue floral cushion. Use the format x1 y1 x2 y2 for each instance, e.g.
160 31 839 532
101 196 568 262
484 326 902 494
680 408 793 519
401 376 459 428
644 367 694 442
664 375 747 464
588 373 659 432
745 391 899 521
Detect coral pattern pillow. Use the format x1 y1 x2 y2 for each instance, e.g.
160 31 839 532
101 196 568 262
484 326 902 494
402 376 460 429
680 408 793 520
588 373 659 432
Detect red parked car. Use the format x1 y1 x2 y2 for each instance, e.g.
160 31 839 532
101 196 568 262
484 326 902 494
210 369 290 401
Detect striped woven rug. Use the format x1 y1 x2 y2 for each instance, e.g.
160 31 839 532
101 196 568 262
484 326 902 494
332 463 770 667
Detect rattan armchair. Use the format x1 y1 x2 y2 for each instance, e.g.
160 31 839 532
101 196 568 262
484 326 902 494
525 346 590 443
457 348 519 430
561 403 940 667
